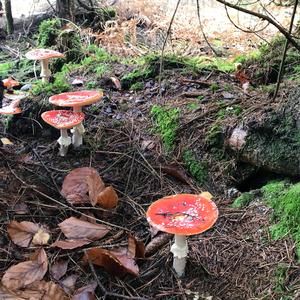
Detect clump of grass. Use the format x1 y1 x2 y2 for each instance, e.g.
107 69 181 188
150 105 180 152
231 192 255 208
261 181 300 260
130 82 144 91
183 150 207 184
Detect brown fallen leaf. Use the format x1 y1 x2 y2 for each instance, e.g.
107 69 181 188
84 247 139 277
72 281 97 300
95 186 118 208
2 248 48 290
0 281 69 300
160 164 189 184
61 274 78 295
58 217 110 241
7 221 50 248
51 239 91 250
50 260 68 281
8 201 29 215
83 236 143 278
61 167 105 205
128 234 145 259
79 212 97 224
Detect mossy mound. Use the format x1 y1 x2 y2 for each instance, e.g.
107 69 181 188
262 181 300 260
232 180 300 261
244 35 300 85
228 86 300 176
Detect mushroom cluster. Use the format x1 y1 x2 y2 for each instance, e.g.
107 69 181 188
41 90 103 156
23 48 104 156
0 78 24 132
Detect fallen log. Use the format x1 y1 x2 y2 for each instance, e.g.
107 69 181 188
226 89 300 177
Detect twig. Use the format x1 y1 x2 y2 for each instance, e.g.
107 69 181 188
215 0 300 52
196 0 219 56
158 0 182 100
273 0 298 99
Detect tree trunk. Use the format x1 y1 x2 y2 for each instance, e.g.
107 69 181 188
56 0 74 22
4 0 13 34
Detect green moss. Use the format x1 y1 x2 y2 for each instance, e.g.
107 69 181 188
95 64 109 76
197 95 205 101
231 192 255 208
130 82 144 91
121 66 156 89
183 150 207 184
186 102 198 110
0 62 14 77
275 264 288 292
86 81 97 89
150 105 180 152
205 122 222 147
261 181 300 261
210 83 219 93
38 19 62 47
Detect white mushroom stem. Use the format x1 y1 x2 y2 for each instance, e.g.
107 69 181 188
40 59 51 83
57 129 71 156
71 106 85 147
170 234 188 277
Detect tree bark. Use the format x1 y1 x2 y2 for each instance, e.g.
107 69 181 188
56 0 74 21
4 0 14 34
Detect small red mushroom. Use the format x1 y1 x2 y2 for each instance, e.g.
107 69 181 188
2 78 19 93
0 99 22 115
49 90 103 147
25 49 65 83
146 193 218 277
41 110 84 156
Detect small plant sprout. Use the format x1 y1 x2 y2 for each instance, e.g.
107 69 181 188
41 110 84 156
25 49 65 83
49 90 103 147
146 194 218 277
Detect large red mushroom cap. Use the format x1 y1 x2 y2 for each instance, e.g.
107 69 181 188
0 99 22 115
49 90 103 108
41 110 84 130
25 49 65 60
146 194 218 235
2 78 19 89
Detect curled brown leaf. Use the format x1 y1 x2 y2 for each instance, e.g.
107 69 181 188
58 217 110 241
2 248 48 290
8 221 50 247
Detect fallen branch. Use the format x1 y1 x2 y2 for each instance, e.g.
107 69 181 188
215 0 300 52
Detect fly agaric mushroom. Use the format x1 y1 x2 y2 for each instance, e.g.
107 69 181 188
0 99 22 115
3 77 19 92
49 90 103 147
4 91 28 101
25 49 65 83
41 110 84 156
146 194 218 277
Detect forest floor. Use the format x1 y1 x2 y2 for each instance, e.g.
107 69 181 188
0 12 300 300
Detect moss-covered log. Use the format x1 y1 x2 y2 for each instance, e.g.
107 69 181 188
227 89 300 176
